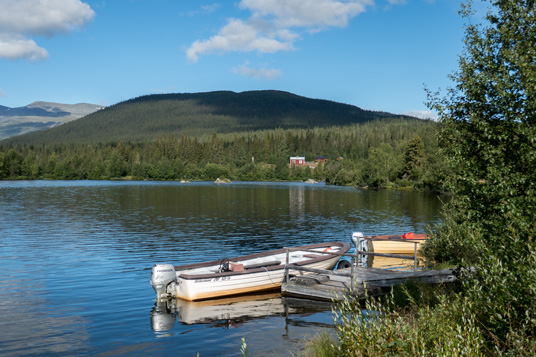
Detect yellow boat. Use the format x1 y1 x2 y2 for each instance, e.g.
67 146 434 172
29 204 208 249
367 233 428 255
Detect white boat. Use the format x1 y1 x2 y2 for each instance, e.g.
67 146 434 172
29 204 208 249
150 242 350 301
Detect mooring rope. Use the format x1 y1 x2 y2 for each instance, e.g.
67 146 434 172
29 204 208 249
262 267 279 285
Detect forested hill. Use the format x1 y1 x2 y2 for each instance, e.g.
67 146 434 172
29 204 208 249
1 90 414 145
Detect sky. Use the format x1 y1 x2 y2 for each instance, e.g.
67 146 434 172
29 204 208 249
0 0 489 119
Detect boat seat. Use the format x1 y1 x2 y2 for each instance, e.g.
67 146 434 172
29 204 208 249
303 254 323 259
244 260 281 269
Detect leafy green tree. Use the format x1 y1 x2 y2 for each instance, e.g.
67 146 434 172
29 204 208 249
362 143 399 188
203 163 230 180
425 0 536 350
323 160 342 184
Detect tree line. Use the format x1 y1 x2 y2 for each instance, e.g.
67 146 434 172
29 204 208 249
0 118 448 191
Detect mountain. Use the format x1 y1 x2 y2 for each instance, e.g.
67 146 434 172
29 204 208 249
1 90 415 145
0 101 103 141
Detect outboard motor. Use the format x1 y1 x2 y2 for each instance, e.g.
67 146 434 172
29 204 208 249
150 299 177 334
150 263 177 300
351 232 372 268
351 231 364 248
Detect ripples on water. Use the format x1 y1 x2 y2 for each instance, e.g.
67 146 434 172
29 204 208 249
0 181 444 356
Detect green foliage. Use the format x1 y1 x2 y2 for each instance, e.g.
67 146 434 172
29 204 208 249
203 163 230 180
424 0 536 351
361 143 400 188
296 331 338 357
240 337 248 357
331 288 484 356
325 160 357 186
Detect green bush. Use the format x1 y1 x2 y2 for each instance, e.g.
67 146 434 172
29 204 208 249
331 288 484 356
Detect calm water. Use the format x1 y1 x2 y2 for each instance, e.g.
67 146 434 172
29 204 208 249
0 181 444 356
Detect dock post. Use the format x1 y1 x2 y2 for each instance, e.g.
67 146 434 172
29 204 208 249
414 243 417 271
285 248 290 283
351 254 355 294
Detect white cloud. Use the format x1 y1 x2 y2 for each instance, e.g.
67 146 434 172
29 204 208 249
240 0 373 28
232 62 282 79
0 88 5 97
404 110 438 120
187 18 294 62
0 0 95 61
0 35 49 61
186 0 373 62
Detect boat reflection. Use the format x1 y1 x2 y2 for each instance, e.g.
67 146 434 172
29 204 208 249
372 256 422 270
150 292 331 333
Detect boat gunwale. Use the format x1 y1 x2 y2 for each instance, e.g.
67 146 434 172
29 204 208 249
176 242 350 280
366 234 428 241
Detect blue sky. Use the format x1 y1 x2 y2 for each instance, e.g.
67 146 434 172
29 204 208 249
0 0 487 118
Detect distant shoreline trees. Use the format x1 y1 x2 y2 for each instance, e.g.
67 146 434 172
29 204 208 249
0 118 448 191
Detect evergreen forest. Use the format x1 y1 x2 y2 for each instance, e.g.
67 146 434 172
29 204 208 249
0 118 447 191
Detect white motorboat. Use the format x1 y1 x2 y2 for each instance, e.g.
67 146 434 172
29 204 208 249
150 242 350 301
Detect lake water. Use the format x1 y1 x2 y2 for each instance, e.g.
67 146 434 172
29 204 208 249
0 181 444 356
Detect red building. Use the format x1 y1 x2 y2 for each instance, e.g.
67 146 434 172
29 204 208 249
289 156 305 165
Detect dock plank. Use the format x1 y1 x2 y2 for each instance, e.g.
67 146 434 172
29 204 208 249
282 266 456 301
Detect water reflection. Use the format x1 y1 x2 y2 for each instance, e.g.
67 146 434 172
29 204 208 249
150 293 332 335
1 180 445 356
289 184 306 221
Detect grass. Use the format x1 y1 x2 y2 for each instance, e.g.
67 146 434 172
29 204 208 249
294 331 338 357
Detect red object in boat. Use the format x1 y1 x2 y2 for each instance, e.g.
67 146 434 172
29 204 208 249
367 233 428 240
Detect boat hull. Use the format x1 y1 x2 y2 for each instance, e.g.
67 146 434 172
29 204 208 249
368 234 427 255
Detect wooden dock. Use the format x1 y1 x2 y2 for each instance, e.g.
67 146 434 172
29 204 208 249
281 247 457 302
